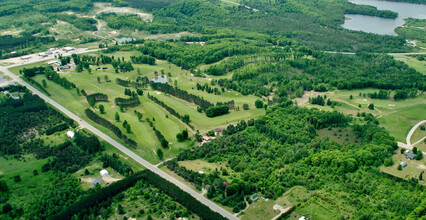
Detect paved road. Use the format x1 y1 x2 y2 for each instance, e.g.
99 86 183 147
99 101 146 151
0 65 237 220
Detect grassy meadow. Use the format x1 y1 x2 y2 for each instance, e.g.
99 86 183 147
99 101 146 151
302 89 426 142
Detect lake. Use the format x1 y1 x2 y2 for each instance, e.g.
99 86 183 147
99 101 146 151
342 0 426 35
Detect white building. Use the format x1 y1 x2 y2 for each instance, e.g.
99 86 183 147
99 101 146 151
66 131 75 139
63 47 75 52
100 169 109 177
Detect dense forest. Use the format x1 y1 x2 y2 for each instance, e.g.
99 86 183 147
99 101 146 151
166 103 424 217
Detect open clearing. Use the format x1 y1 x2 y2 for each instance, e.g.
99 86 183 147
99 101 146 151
381 152 425 185
301 89 426 142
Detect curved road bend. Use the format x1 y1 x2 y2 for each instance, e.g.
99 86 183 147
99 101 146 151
0 66 238 220
406 120 426 147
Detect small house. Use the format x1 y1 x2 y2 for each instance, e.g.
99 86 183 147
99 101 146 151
100 169 109 177
400 162 407 168
58 65 71 71
66 131 75 139
404 150 415 160
11 94 20 100
205 184 211 190
250 193 258 201
92 178 103 186
223 182 230 187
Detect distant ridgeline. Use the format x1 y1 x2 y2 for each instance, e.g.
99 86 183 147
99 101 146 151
166 103 425 217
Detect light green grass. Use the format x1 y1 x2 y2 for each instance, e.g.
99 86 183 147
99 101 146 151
317 127 359 145
178 159 225 174
380 151 425 185
151 92 265 131
0 155 53 208
303 89 426 142
391 55 426 75
411 124 426 145
241 194 291 220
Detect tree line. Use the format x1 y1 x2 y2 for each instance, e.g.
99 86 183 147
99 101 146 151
85 108 137 148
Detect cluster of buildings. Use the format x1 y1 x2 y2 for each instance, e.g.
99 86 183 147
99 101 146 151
19 47 75 60
400 149 417 168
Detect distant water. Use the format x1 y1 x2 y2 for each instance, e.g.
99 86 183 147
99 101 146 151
342 0 426 35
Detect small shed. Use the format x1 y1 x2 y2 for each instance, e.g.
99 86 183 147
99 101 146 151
250 193 258 201
11 94 20 100
92 178 103 186
100 169 109 177
400 162 408 168
66 131 75 139
198 170 205 174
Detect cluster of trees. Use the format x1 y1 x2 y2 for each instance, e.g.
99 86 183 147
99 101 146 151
166 105 419 215
100 153 133 176
52 171 148 219
205 105 229 117
139 39 261 69
367 90 390 99
146 118 169 148
394 89 419 100
147 93 192 126
45 122 68 135
196 83 221 95
86 93 108 107
344 3 398 19
150 82 214 111
85 109 137 148
49 13 97 31
114 95 140 108
0 94 74 155
176 130 189 142
130 55 156 65
116 78 146 88
23 66 75 90
204 56 245 76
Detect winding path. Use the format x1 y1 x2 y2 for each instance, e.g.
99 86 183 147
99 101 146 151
0 56 237 220
397 120 426 150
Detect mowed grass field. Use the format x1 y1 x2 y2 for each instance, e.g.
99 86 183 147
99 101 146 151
302 89 426 142
390 55 426 75
11 51 265 163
